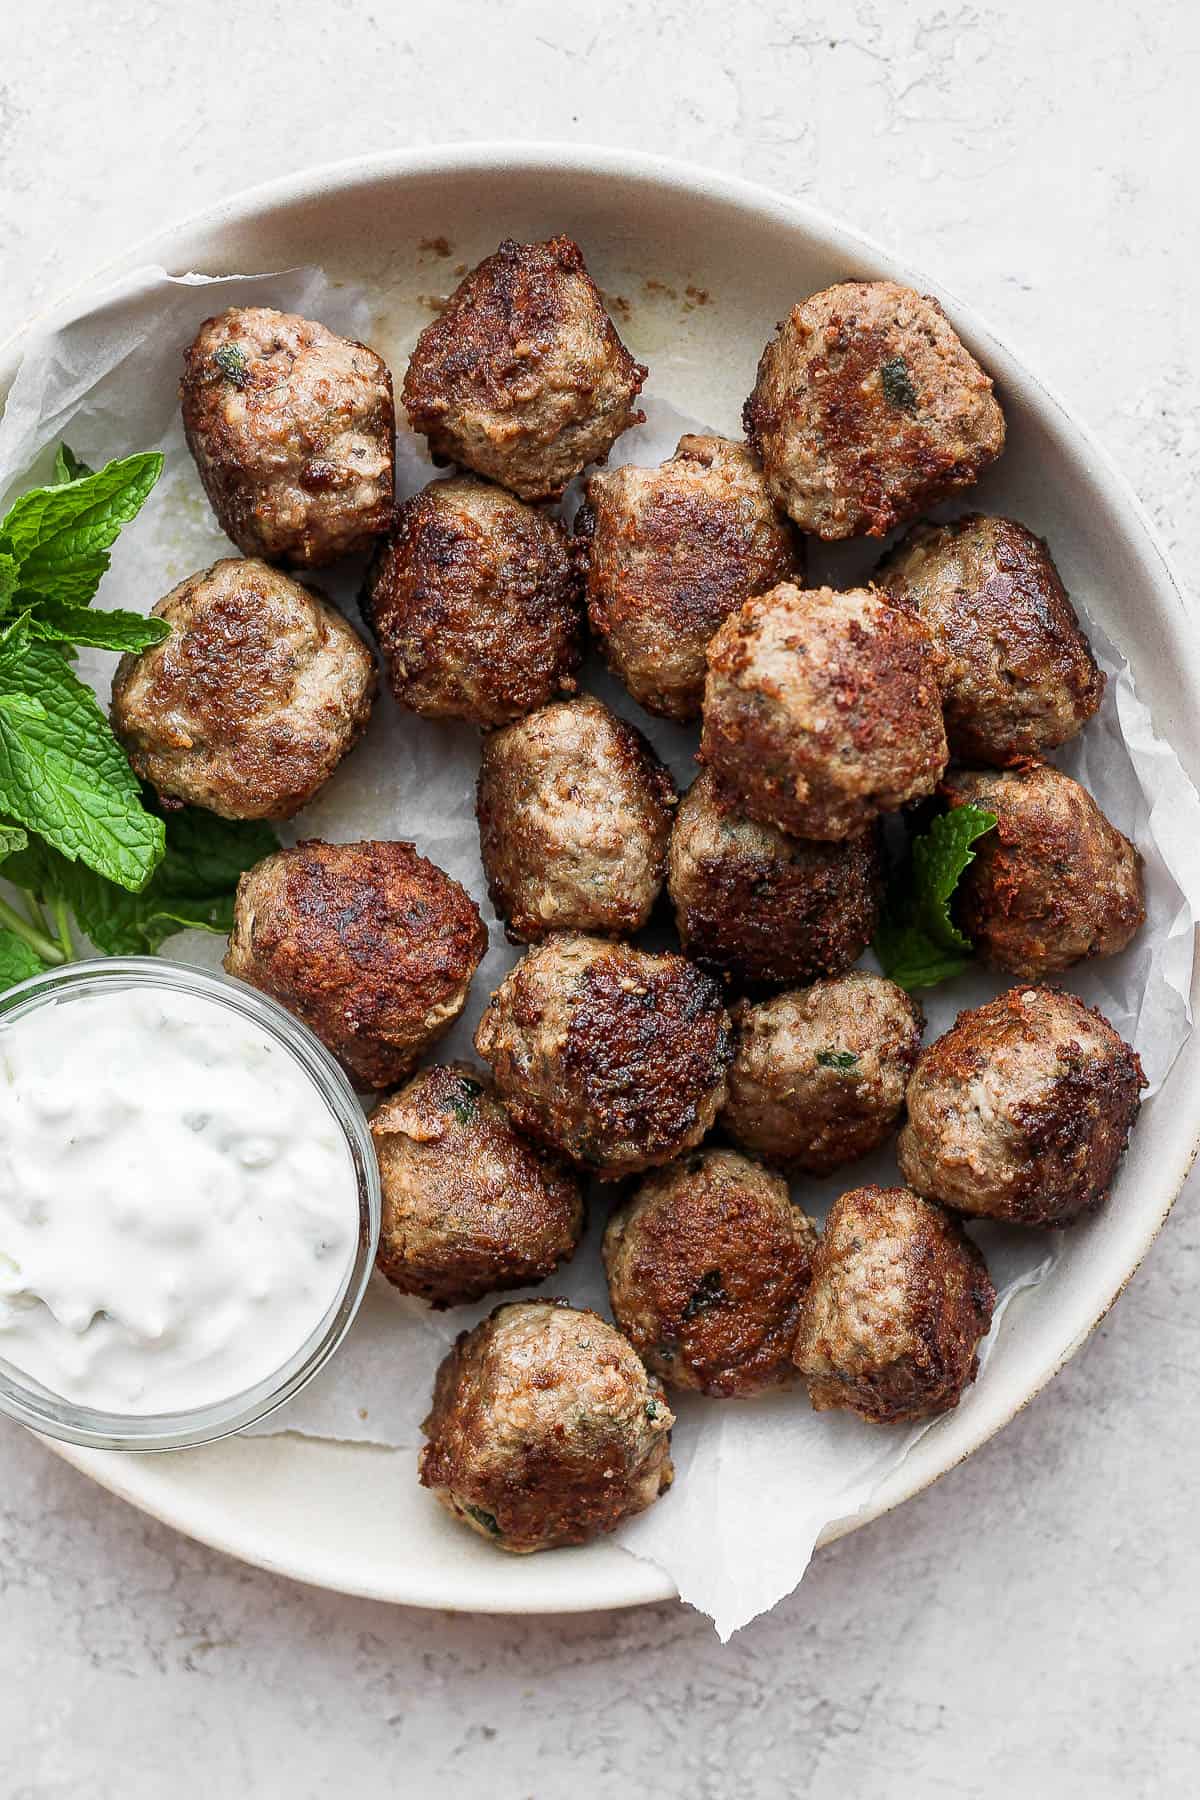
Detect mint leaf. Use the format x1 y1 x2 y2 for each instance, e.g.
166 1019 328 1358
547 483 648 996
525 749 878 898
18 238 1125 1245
874 804 997 990
1 452 163 608
0 929 49 987
0 825 29 860
816 1049 859 1070
51 445 95 485
0 554 17 608
8 806 276 954
28 604 171 654
0 643 163 889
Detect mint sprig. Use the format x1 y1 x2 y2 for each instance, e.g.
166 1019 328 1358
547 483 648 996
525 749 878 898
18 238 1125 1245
874 804 998 990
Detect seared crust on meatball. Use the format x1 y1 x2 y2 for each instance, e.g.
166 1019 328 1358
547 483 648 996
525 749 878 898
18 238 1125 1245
667 772 881 991
943 765 1144 978
792 1185 996 1425
181 307 394 566
362 475 582 724
225 839 487 1089
578 434 803 722
419 1300 674 1552
700 583 948 841
474 934 732 1179
744 280 1005 539
110 558 376 821
897 986 1145 1227
370 1063 583 1308
477 697 676 941
876 515 1104 763
722 975 924 1174
603 1148 819 1397
402 237 647 501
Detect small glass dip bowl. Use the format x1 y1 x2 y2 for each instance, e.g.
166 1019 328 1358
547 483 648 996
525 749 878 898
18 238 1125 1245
0 957 380 1452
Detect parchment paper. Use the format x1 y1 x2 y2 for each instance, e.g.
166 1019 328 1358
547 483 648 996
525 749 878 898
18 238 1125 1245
2 265 1198 1639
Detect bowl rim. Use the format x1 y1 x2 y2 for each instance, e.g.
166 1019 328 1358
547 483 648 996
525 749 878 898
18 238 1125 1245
0 957 381 1450
3 139 1197 1615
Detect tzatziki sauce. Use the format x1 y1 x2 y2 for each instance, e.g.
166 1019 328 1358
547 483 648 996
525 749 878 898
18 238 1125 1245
0 982 360 1415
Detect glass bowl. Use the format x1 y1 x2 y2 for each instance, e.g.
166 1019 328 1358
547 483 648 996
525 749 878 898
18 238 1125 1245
0 957 380 1452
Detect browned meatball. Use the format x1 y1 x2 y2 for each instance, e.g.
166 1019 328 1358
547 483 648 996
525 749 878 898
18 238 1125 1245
897 986 1145 1227
225 839 487 1089
602 1148 819 1398
110 558 376 821
419 1300 673 1553
875 515 1104 763
722 975 924 1174
700 583 948 841
369 1064 584 1308
792 1185 996 1425
943 765 1144 978
577 434 803 722
361 475 582 724
181 307 394 566
402 237 646 501
744 280 1005 539
667 772 881 991
476 696 675 942
474 934 732 1180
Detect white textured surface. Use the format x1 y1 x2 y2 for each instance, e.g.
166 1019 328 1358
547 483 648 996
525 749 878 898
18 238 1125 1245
2 4 1198 1794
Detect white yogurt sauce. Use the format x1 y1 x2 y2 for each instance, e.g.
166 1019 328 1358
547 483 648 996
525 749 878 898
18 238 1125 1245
0 984 360 1415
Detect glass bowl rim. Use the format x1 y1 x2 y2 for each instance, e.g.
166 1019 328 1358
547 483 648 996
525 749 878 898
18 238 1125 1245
0 955 381 1452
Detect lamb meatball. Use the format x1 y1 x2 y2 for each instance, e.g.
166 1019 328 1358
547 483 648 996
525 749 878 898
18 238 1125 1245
370 1064 583 1308
876 515 1104 763
722 975 924 1174
225 839 486 1089
743 280 1005 539
402 237 646 501
110 558 376 821
667 772 881 991
181 307 394 566
603 1148 819 1398
578 434 802 722
419 1300 674 1553
897 986 1145 1227
477 697 675 942
474 934 732 1180
701 583 948 841
943 765 1144 978
792 1185 996 1425
361 475 581 724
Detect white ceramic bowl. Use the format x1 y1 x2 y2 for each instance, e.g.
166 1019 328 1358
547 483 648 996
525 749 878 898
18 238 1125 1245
2 143 1197 1614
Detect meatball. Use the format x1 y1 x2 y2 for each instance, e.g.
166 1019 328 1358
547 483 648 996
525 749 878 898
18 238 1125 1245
700 583 948 841
792 1185 996 1425
897 986 1145 1227
943 765 1144 978
225 839 487 1089
578 434 802 722
743 280 1005 539
181 307 394 566
419 1300 674 1553
722 975 924 1174
369 1064 583 1308
476 697 675 942
474 934 732 1180
667 772 881 991
603 1148 819 1398
361 475 581 725
876 515 1104 763
402 237 646 501
110 558 376 821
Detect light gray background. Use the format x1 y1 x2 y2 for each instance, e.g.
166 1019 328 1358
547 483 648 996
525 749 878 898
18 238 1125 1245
1 4 1196 1795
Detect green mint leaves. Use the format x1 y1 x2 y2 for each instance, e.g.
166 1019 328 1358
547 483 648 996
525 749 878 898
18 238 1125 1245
0 447 167 893
816 1049 860 1070
874 804 998 990
881 356 919 414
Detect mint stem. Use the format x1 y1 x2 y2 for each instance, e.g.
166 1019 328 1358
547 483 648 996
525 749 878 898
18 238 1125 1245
50 894 74 962
0 892 66 965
